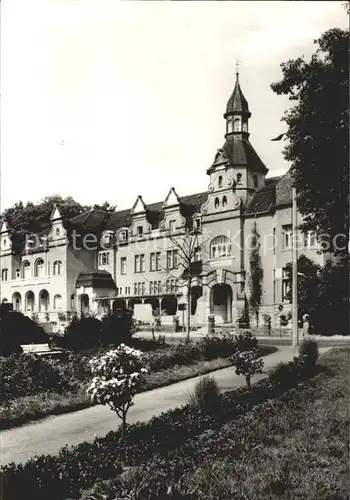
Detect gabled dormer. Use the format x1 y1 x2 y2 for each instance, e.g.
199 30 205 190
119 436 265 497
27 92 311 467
0 220 12 255
160 187 185 233
130 196 151 238
48 204 66 243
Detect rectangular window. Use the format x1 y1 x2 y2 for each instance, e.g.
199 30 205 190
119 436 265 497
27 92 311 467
124 286 128 295
169 220 176 233
166 250 178 269
155 252 161 270
134 254 145 273
99 252 109 265
149 282 153 294
150 253 160 271
121 257 127 275
282 268 291 302
141 282 145 295
304 231 317 248
140 254 145 272
134 283 137 295
137 226 143 237
282 225 292 249
272 228 276 254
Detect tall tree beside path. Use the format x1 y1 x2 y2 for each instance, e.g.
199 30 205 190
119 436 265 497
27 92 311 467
271 28 349 257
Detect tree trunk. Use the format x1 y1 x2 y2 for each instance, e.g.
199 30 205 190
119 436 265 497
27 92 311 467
186 277 192 342
121 408 127 436
246 375 251 391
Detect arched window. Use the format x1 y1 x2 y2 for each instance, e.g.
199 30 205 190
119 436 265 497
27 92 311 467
55 227 60 236
218 176 223 188
70 294 75 309
214 197 220 209
210 236 232 259
222 196 227 208
12 292 21 311
15 269 20 279
237 173 242 185
234 117 241 132
53 260 62 276
1 268 8 281
54 294 62 310
22 261 31 279
35 258 45 277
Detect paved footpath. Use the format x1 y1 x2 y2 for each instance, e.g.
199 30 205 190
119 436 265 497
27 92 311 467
0 347 331 466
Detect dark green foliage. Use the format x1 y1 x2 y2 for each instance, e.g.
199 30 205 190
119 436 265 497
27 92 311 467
0 354 75 402
0 311 47 356
299 339 319 366
101 308 135 345
285 255 349 334
235 331 258 351
248 222 264 325
271 28 349 255
188 375 222 415
59 314 103 351
56 309 135 351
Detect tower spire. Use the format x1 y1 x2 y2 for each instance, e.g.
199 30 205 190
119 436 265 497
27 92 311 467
235 59 240 82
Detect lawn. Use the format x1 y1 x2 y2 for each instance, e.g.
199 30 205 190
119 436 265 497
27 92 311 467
79 347 349 500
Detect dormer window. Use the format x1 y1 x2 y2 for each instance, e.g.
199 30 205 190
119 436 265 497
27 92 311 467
102 232 112 245
218 176 223 188
137 226 143 237
242 121 248 133
2 238 7 249
222 196 227 208
253 175 258 188
55 227 60 236
119 229 128 242
227 117 233 134
214 197 220 209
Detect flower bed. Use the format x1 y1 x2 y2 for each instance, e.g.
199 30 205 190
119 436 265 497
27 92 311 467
0 347 316 500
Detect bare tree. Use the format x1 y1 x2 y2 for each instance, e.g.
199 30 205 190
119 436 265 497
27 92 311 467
165 227 210 342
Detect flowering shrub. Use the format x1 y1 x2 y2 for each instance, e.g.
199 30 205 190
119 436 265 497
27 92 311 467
87 344 148 434
230 349 264 390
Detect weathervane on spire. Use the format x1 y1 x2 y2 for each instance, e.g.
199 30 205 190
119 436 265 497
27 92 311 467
235 59 241 81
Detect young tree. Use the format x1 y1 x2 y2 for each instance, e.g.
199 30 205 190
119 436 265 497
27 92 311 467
271 28 349 256
231 349 264 390
248 222 264 326
87 344 148 436
167 227 208 342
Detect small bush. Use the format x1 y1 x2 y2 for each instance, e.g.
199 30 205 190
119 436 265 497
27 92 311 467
60 314 103 350
188 375 221 415
299 339 319 366
235 331 258 352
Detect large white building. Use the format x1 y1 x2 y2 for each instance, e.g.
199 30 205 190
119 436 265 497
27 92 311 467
0 73 325 329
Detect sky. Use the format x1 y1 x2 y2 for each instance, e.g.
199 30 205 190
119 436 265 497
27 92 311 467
0 0 348 213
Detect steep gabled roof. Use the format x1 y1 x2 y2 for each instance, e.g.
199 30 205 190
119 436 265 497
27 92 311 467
222 135 268 174
71 192 208 233
245 173 292 216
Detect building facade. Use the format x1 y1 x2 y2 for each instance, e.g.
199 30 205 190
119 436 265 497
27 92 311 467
0 73 325 329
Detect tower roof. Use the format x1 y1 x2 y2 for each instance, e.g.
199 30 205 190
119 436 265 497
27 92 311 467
224 73 250 117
